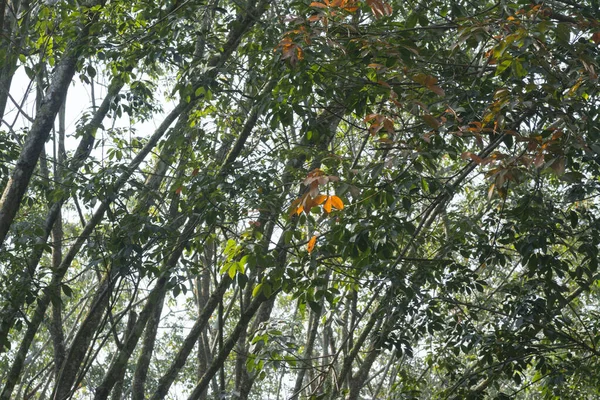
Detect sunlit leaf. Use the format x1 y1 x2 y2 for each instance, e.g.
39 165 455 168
252 283 263 297
313 194 327 205
324 196 332 213
330 195 344 210
307 235 317 253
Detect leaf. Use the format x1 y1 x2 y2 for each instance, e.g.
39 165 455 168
307 235 317 253
366 0 392 18
330 195 344 210
62 285 73 297
310 1 328 8
228 263 237 279
324 196 332 213
427 84 445 96
313 194 327 205
422 114 440 129
534 153 545 168
488 183 496 201
550 157 565 176
383 118 394 133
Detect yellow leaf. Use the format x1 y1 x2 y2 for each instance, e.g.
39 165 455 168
324 196 332 213
330 195 344 210
307 235 317 253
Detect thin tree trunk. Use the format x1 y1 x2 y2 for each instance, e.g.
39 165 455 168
110 311 137 400
0 78 124 354
143 276 232 400
0 0 30 122
0 6 101 248
49 100 67 379
52 269 118 400
131 288 166 400
195 262 211 400
291 302 322 400
185 293 272 400
0 97 189 400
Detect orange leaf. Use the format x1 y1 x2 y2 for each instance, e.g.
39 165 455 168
289 198 301 216
313 194 328 205
592 32 600 45
175 186 182 195
330 195 344 210
324 196 333 213
307 235 317 253
310 1 328 7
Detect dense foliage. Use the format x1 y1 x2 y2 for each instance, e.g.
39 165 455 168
1 0 600 399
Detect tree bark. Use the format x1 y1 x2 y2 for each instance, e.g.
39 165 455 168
0 8 100 248
0 97 188 400
130 288 166 400
184 293 271 400
144 276 232 400
110 311 137 400
52 269 117 400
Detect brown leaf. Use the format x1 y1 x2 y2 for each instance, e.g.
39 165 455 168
427 84 445 96
550 157 565 176
383 118 395 134
534 153 545 168
422 114 440 129
366 0 392 18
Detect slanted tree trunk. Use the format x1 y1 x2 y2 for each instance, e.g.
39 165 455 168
0 6 101 248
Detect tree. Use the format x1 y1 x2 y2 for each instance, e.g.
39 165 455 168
1 0 600 399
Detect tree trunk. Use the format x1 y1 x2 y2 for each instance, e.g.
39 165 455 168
131 288 166 400
0 7 100 248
